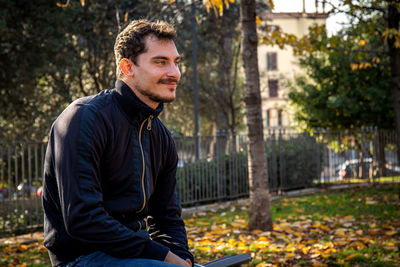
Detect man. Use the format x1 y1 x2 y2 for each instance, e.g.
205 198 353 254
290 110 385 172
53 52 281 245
42 19 193 267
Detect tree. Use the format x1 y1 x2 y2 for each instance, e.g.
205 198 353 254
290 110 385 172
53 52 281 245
288 24 394 178
0 0 81 141
288 26 394 130
240 0 273 230
164 1 246 137
0 0 180 141
282 1 397 178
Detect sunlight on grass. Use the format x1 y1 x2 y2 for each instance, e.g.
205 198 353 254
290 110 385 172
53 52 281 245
185 184 400 266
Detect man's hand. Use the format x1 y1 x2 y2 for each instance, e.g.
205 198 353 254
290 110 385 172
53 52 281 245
164 251 191 267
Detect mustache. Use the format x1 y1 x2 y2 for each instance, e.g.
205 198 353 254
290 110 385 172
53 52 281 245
158 78 179 84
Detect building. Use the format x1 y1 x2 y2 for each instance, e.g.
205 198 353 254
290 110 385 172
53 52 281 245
258 10 328 131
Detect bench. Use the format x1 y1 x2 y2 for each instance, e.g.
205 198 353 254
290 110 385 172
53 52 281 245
202 253 252 267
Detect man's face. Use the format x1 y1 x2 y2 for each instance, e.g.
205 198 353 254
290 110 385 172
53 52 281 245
128 35 181 108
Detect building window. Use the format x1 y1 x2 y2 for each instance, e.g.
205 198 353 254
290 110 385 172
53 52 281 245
268 80 279 98
266 109 271 127
278 109 283 126
266 52 277 71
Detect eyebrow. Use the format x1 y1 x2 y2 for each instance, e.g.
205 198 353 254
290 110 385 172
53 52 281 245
151 56 181 61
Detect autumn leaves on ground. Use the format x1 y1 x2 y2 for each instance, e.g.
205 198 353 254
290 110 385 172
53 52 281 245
1 185 399 267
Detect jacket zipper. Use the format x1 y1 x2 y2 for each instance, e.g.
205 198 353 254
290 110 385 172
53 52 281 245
147 115 154 130
137 115 154 213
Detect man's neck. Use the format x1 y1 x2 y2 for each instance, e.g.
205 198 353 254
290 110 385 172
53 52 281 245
121 78 159 110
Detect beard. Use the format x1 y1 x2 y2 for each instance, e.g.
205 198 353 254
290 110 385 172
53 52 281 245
134 79 177 104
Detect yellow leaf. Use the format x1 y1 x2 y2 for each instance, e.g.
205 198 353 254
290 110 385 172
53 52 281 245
342 215 354 221
395 36 400 48
350 241 367 249
335 228 346 237
368 229 380 235
333 240 347 246
80 0 85 7
301 246 311 253
312 263 327 267
382 224 393 230
286 253 294 258
169 0 175 3
350 63 359 70
358 39 366 46
228 238 236 246
198 246 211 252
124 12 129 23
256 16 261 25
20 263 27 267
20 244 28 251
268 0 275 9
319 225 330 231
385 230 397 236
258 236 268 241
56 2 68 8
344 254 357 261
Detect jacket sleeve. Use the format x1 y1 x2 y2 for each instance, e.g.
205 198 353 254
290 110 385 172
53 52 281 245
51 101 170 261
147 135 194 264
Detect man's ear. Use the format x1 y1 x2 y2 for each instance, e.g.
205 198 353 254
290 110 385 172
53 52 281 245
119 58 134 77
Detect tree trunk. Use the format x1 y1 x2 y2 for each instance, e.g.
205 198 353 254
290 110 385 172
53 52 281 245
216 5 234 155
387 2 400 198
240 0 273 231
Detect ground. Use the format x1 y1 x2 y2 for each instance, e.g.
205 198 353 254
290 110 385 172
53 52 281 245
0 184 399 267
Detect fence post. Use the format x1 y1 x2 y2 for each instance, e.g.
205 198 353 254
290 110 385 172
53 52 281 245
278 129 285 192
314 128 321 185
269 129 278 190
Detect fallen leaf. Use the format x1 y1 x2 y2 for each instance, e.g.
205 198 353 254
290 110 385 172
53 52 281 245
344 254 358 260
384 230 397 236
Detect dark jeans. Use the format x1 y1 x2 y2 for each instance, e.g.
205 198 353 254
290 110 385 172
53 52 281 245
63 251 202 267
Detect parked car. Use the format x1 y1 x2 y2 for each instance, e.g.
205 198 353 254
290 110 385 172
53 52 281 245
14 181 40 198
337 158 372 179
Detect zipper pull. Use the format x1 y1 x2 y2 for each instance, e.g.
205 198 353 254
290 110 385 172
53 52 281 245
147 115 154 130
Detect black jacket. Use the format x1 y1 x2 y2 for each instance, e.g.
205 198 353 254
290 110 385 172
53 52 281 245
42 80 193 266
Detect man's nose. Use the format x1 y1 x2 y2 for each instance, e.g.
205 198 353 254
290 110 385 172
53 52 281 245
167 63 181 79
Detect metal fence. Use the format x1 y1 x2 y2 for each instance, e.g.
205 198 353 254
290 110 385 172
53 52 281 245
0 128 398 236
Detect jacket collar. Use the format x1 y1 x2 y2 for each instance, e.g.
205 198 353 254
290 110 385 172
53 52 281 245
114 80 163 123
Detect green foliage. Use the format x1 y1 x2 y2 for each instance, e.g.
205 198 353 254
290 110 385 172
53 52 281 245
0 0 80 141
176 152 248 206
288 23 394 130
0 0 246 140
165 1 246 136
266 133 322 190
289 24 394 129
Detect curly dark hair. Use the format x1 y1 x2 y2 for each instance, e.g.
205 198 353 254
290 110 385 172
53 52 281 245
114 19 177 79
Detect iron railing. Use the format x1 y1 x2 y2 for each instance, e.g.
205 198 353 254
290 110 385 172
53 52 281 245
0 128 398 236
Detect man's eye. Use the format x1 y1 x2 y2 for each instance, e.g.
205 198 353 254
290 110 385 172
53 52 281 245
155 61 165 65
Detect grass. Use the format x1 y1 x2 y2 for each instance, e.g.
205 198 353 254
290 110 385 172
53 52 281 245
1 183 399 266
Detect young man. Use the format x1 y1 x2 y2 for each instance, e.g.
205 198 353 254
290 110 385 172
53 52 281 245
42 20 193 267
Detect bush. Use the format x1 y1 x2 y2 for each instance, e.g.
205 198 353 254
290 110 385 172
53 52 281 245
266 133 322 191
176 152 248 206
